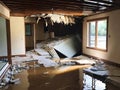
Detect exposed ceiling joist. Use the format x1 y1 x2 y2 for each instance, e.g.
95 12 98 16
0 0 120 16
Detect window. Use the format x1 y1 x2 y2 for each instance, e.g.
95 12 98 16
25 23 33 36
87 17 108 51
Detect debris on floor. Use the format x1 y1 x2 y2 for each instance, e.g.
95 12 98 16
0 36 108 89
0 67 20 88
83 59 120 90
59 55 96 66
37 56 59 67
90 60 106 71
11 35 93 68
36 34 81 58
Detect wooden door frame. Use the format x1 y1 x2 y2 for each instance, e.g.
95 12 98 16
25 23 36 50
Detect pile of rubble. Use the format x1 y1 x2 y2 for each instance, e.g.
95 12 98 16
0 65 21 88
0 35 97 89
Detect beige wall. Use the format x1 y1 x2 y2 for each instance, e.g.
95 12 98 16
10 16 25 55
83 9 120 64
25 17 49 42
36 20 48 41
24 17 49 49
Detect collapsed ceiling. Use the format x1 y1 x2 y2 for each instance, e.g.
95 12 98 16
1 0 120 17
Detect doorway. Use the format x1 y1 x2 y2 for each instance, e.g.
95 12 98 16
25 23 35 51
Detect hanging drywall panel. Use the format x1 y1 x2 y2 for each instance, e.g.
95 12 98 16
0 17 7 56
54 35 81 58
10 16 25 55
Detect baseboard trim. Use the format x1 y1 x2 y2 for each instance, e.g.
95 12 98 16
82 53 120 67
12 54 26 57
0 55 26 58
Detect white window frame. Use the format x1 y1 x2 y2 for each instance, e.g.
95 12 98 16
87 17 108 51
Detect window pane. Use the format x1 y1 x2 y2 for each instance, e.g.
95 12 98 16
89 21 96 47
97 20 107 49
25 24 32 36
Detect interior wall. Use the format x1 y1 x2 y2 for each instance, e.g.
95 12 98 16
10 16 25 55
83 9 120 64
36 19 48 41
0 17 7 56
25 17 48 43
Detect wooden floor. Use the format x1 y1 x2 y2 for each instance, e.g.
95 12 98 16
1 63 89 90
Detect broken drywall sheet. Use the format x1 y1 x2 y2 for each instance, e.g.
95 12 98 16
60 56 96 65
12 48 96 68
34 48 49 56
36 35 81 58
54 35 81 58
38 56 59 67
0 65 22 88
75 60 95 65
12 56 34 64
12 49 59 68
26 51 40 60
46 47 60 59
36 37 64 49
26 50 59 67
0 63 9 77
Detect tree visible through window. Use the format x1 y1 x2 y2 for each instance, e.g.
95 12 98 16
87 17 108 50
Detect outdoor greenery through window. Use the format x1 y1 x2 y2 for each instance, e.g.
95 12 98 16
87 17 108 50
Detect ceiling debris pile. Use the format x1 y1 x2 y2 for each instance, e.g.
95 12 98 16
9 35 94 70
0 35 98 89
59 56 96 65
11 35 95 69
33 13 75 25
36 34 82 58
47 14 75 24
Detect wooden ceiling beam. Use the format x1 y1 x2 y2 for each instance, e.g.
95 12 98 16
10 9 83 16
59 0 112 7
3 0 99 9
1 0 119 17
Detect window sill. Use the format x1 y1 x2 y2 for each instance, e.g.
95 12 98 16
86 47 107 52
